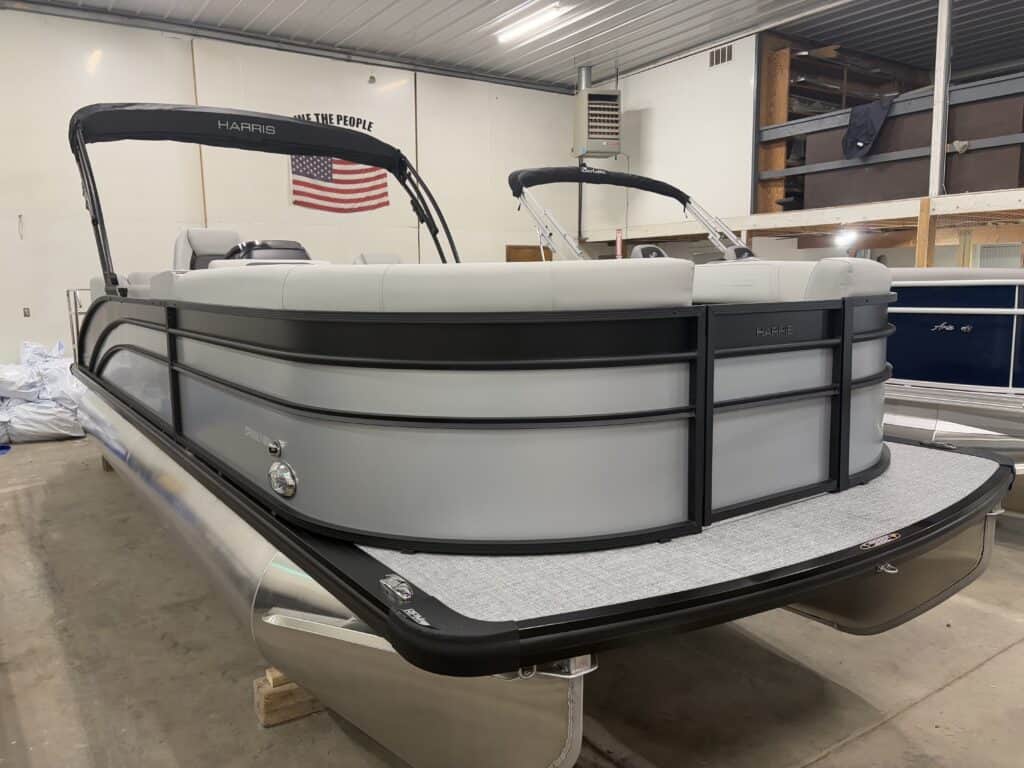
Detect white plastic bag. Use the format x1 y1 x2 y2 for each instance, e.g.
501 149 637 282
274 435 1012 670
39 358 83 408
6 400 84 442
0 364 41 401
19 340 64 368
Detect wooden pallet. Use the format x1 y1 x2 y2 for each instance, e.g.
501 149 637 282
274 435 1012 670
253 667 325 727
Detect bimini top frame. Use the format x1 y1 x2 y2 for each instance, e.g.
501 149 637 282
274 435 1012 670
69 103 460 294
508 165 753 260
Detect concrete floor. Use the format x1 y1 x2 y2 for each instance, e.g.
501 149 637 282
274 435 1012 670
1 438 1022 768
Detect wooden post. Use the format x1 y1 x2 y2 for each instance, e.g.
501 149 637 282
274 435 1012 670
756 46 790 213
914 197 936 267
957 229 973 267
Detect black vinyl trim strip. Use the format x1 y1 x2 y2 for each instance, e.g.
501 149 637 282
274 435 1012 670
715 337 841 358
95 340 699 427
714 383 836 413
851 365 894 391
853 324 897 342
95 343 168 377
169 325 701 371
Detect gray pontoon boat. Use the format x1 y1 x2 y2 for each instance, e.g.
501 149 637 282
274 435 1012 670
71 103 1012 768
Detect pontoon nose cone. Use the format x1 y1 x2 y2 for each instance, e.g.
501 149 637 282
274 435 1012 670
268 461 298 498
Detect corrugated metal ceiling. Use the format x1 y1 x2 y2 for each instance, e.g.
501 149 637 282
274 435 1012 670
781 0 1024 74
9 0 854 90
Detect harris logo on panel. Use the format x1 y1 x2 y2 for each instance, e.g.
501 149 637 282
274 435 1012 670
289 112 388 214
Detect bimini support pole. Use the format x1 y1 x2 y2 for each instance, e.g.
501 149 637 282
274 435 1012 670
518 188 584 260
683 198 753 260
71 127 119 295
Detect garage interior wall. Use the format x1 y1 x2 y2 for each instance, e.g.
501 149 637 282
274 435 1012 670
0 10 574 360
581 35 757 242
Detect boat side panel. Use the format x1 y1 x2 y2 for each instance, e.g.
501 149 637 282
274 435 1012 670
177 374 691 542
176 336 691 419
712 397 832 510
850 383 886 475
852 339 887 380
714 348 831 402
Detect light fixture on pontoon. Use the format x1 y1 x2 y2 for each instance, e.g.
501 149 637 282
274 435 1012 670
496 3 571 43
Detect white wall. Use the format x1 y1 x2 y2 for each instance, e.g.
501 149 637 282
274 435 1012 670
0 12 203 361
416 74 575 262
0 10 575 361
582 36 757 241
193 39 421 265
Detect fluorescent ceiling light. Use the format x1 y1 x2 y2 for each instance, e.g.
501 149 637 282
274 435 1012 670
834 230 859 247
496 3 571 44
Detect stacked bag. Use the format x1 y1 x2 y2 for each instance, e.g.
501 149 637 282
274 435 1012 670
0 341 86 445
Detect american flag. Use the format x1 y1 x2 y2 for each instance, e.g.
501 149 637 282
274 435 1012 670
289 155 389 214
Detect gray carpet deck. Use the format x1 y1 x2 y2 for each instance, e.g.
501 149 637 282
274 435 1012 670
362 443 1000 623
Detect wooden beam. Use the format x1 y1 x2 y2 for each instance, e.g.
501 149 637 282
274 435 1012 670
914 197 936 267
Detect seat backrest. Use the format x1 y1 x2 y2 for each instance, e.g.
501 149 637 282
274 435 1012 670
173 229 242 270
153 258 696 312
694 257 889 303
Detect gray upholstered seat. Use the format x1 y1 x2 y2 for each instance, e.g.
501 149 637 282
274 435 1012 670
173 228 242 271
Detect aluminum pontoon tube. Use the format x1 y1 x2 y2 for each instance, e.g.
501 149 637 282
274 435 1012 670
76 388 589 768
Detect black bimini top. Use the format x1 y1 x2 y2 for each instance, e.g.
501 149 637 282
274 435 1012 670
69 103 459 290
69 103 408 176
508 165 691 207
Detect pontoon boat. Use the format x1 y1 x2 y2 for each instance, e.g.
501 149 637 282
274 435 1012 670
70 103 1012 768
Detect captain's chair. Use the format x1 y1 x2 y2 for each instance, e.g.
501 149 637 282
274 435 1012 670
173 229 242 270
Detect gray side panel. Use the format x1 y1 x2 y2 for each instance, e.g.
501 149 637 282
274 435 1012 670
102 350 172 423
714 349 831 403
852 339 887 380
178 375 689 542
712 397 831 509
177 338 690 419
850 383 886 474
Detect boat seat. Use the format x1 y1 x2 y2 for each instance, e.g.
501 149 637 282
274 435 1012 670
149 258 696 311
173 228 242 270
89 271 161 301
693 257 890 303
